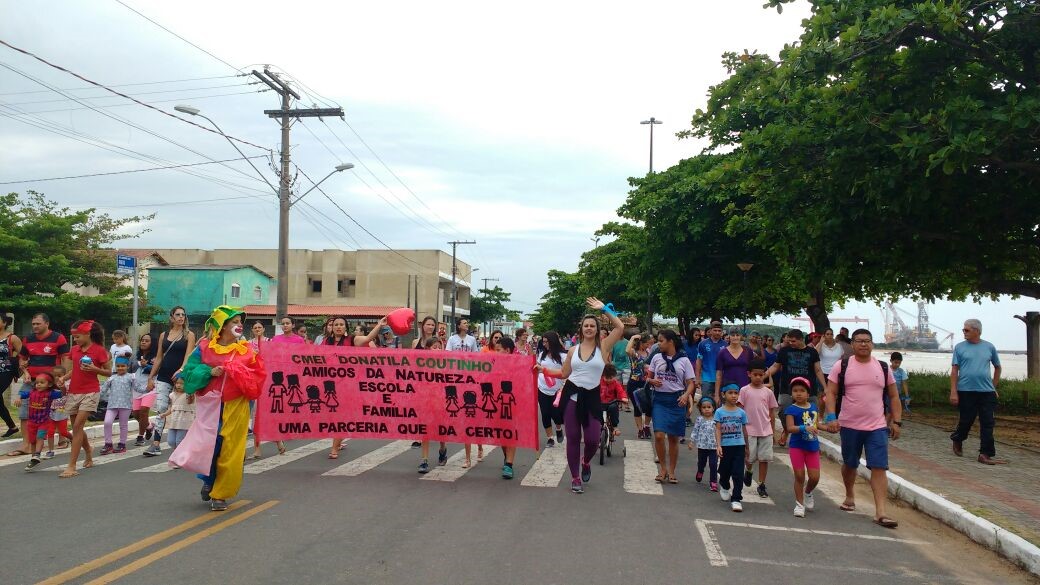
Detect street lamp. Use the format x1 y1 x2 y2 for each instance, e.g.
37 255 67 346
640 117 662 173
174 104 352 319
737 262 754 336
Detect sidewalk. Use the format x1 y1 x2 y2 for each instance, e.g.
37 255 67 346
882 421 1040 547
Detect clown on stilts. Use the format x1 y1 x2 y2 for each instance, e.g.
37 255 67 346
169 305 264 511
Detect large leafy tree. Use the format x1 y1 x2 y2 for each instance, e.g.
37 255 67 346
0 191 154 330
530 270 587 335
469 285 521 326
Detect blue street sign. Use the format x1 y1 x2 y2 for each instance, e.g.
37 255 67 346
116 254 136 276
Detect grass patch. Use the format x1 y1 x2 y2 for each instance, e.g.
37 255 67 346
904 372 1040 415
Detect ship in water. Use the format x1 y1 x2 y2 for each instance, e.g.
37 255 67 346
882 301 954 351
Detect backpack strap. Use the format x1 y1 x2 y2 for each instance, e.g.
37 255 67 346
835 356 850 416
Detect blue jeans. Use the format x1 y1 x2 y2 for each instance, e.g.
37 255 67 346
951 391 996 457
167 428 188 449
151 381 172 441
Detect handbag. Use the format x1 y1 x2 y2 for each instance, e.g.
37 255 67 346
633 384 654 414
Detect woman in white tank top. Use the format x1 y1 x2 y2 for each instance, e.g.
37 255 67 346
816 328 845 374
556 298 625 494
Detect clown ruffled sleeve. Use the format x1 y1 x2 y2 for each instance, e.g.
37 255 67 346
224 350 265 401
181 346 213 395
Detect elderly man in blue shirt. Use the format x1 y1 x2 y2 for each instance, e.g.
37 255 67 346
949 319 1005 465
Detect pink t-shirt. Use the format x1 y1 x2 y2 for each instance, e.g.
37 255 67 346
828 358 896 431
738 384 778 437
270 333 305 345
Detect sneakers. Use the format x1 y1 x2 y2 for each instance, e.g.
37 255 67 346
210 499 228 511
804 491 815 510
556 429 564 443
200 484 212 502
43 451 54 460
410 441 422 448
418 460 430 474
99 444 114 456
794 503 806 518
757 483 769 498
642 425 651 439
695 471 703 483
731 501 743 512
134 436 145 446
438 448 448 466
2 427 17 438
144 428 153 442
143 444 161 457
502 463 514 479
571 478 584 493
581 463 591 483
719 485 731 501
743 469 753 487
25 456 41 471
710 482 719 492
545 438 555 448
679 438 686 445
113 443 127 454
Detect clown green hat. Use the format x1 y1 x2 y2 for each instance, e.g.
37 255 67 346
204 305 245 337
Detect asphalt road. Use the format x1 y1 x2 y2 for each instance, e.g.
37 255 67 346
2 425 1035 585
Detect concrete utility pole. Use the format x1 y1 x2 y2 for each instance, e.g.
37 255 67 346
448 240 476 328
640 116 662 173
480 277 500 337
253 68 344 320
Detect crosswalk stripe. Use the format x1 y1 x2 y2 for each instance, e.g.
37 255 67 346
421 445 497 482
245 439 334 474
322 440 412 477
132 458 173 473
48 442 148 471
623 440 663 495
520 445 568 487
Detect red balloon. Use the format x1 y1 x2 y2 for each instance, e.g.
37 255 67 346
386 307 415 336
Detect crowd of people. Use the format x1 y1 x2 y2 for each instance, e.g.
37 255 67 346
1 303 1004 526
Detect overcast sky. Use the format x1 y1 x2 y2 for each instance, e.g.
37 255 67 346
1 1 1032 349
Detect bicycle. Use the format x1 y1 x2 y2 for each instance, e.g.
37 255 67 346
599 400 627 465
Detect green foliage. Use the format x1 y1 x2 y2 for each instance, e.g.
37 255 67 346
530 270 587 335
904 372 1040 415
469 285 520 325
0 191 154 330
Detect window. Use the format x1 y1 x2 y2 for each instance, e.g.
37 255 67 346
310 279 322 294
338 278 356 297
253 285 262 301
230 283 241 299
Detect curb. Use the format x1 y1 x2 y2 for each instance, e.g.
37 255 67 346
0 416 158 450
818 436 1040 577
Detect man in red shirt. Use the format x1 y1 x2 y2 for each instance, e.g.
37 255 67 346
7 313 71 457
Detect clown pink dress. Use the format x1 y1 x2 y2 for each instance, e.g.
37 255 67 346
169 337 264 500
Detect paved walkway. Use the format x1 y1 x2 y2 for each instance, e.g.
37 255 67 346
871 420 1040 546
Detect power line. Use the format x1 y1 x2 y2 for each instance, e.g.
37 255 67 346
85 195 263 209
3 81 258 105
0 39 268 150
0 74 243 95
0 155 268 185
112 0 240 72
15 89 270 115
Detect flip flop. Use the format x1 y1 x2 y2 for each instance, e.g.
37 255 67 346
668 475 679 484
874 516 898 529
839 502 856 512
462 459 471 469
654 474 665 483
83 461 94 469
4 450 27 457
58 469 79 479
327 452 339 459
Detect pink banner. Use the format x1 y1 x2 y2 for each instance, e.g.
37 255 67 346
254 344 540 450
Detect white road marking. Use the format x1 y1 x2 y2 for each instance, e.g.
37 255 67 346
421 445 498 482
520 446 568 487
49 442 148 471
322 440 412 477
772 448 873 517
726 557 926 578
623 440 663 495
695 519 728 567
244 439 335 474
704 520 928 544
132 458 173 473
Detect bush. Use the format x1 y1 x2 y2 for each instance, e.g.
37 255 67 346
906 372 1040 415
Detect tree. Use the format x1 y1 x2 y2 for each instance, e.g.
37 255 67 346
469 285 521 328
0 191 154 331
530 270 587 335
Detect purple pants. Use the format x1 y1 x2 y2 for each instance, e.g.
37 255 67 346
564 399 601 479
104 408 131 445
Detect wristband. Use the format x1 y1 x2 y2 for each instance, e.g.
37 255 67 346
601 303 618 318
823 413 837 423
798 424 806 434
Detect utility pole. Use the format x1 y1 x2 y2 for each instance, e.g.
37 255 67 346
480 277 500 337
448 240 476 328
640 116 662 173
253 68 344 320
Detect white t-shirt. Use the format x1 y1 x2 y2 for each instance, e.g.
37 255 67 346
537 352 567 395
818 341 844 374
446 334 478 352
109 343 133 372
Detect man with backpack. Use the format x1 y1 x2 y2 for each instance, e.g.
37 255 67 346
822 328 902 529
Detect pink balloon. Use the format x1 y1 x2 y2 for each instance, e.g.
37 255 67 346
387 307 415 336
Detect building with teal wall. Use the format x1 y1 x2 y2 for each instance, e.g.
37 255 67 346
147 265 275 323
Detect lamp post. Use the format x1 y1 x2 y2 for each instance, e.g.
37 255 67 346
174 104 352 319
737 262 754 336
639 117 662 173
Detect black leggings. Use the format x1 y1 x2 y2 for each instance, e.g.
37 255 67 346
538 391 563 430
697 448 718 483
0 372 16 429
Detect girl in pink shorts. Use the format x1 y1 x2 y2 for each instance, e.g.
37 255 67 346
783 377 820 518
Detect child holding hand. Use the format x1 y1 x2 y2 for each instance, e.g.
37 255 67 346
784 377 820 518
688 396 718 492
159 377 195 456
45 365 73 458
100 357 135 455
21 373 63 470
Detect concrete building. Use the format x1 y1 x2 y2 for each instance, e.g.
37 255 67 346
148 265 275 323
129 248 473 326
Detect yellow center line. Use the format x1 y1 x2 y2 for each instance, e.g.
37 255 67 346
37 500 252 585
83 500 281 585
